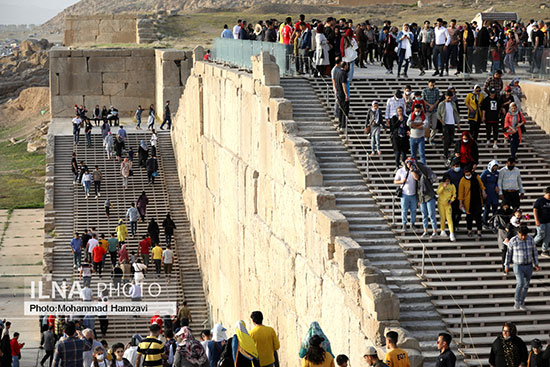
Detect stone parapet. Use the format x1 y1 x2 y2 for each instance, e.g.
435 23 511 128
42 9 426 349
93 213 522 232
171 54 416 366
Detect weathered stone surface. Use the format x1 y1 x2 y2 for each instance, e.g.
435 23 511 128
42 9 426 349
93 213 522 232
334 236 363 273
64 15 138 46
383 326 422 351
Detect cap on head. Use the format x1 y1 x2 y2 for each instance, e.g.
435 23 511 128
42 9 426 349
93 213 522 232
490 88 497 94
531 339 542 349
364 346 378 357
372 100 379 106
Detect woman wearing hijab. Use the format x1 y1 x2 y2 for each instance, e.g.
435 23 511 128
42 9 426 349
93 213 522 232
120 158 132 189
138 140 148 168
114 136 125 161
301 335 334 367
504 102 526 159
488 322 528 367
481 160 500 227
313 23 330 76
389 106 410 170
174 327 209 367
136 191 149 222
509 78 525 111
231 321 259 367
454 131 479 169
205 324 227 367
118 244 129 265
396 23 413 78
116 219 128 243
147 218 160 246
148 104 156 130
101 119 110 140
464 84 484 141
458 164 486 239
104 131 114 160
299 322 334 359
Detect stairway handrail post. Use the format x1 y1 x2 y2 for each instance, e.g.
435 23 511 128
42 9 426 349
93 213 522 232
392 194 395 225
366 154 370 181
421 242 426 278
460 309 465 345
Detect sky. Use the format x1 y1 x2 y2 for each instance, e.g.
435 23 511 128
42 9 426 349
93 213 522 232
0 0 80 25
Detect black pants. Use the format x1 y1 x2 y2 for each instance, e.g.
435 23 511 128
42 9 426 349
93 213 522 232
485 122 499 142
160 117 172 130
443 125 455 158
366 43 375 63
394 149 407 169
110 251 117 267
335 97 349 130
148 171 155 184
40 350 54 367
433 44 448 73
383 52 395 71
465 47 474 73
466 212 482 231
99 316 108 336
469 119 480 141
503 190 520 210
421 43 433 69
476 49 488 73
93 181 101 196
501 248 507 271
154 259 161 274
93 261 102 275
451 199 462 230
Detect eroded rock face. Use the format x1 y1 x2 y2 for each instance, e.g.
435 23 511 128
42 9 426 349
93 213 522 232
0 38 52 104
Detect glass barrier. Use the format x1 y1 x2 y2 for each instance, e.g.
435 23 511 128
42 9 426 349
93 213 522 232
211 38 294 76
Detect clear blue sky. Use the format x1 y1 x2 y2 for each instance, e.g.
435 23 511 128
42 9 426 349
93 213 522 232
0 0 80 25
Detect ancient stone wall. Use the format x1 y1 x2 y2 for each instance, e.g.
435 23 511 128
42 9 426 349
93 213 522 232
49 48 156 117
171 54 422 367
522 81 550 134
155 49 193 120
63 15 138 46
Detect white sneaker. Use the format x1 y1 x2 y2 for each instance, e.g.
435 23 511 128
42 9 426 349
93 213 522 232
421 231 428 238
98 193 101 197
94 196 98 199
431 232 437 238
440 231 447 237
519 304 528 311
493 143 499 149
450 232 456 242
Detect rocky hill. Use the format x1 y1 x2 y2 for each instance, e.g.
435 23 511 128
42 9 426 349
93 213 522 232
0 39 51 105
42 0 337 32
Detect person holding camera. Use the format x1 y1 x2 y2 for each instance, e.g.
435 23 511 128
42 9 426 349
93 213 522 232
393 157 420 232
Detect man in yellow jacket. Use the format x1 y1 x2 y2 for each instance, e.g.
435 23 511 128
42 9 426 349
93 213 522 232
464 84 484 141
249 311 280 367
116 219 128 243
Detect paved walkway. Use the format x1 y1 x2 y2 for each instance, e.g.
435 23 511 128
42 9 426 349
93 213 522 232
49 118 159 136
0 209 44 367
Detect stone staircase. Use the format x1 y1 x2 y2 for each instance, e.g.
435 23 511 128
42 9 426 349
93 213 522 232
50 130 208 342
301 76 550 366
281 78 447 366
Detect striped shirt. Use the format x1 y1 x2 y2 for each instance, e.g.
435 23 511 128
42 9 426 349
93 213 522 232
505 235 539 268
137 337 165 367
53 336 92 367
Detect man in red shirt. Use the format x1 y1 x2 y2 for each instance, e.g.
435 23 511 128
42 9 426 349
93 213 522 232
10 332 24 367
92 245 106 278
138 235 151 268
281 17 293 45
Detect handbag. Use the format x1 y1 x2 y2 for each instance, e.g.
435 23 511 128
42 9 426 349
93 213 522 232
395 170 410 198
152 171 159 177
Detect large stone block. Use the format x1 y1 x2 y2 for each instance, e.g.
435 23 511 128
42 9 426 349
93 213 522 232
269 98 292 122
125 56 155 71
361 283 400 321
112 32 137 44
302 187 335 210
59 73 102 95
317 210 349 241
102 82 125 96
334 236 363 273
50 57 87 74
51 95 84 117
162 61 182 87
383 326 421 351
88 57 126 72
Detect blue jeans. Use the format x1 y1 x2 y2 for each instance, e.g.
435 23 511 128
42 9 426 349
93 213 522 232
371 126 381 152
491 60 501 73
73 125 80 144
513 264 533 306
400 194 418 226
397 48 410 76
137 117 142 128
83 181 91 195
13 356 19 367
346 62 354 96
535 223 550 252
409 137 426 164
73 251 81 268
420 198 437 231
504 53 515 73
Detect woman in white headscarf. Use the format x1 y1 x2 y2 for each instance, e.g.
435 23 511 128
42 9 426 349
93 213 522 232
204 324 228 367
313 23 330 76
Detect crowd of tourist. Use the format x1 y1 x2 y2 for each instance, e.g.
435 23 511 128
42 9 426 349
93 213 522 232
4 313 550 367
223 15 549 78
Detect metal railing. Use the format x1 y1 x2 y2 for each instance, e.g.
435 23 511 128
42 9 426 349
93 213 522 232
211 38 293 77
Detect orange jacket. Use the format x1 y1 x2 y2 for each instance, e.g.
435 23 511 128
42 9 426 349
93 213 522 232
504 111 525 142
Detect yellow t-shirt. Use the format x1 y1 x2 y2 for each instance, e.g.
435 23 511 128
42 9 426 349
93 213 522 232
99 239 109 251
250 325 280 366
384 348 410 367
152 246 163 260
301 352 334 367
